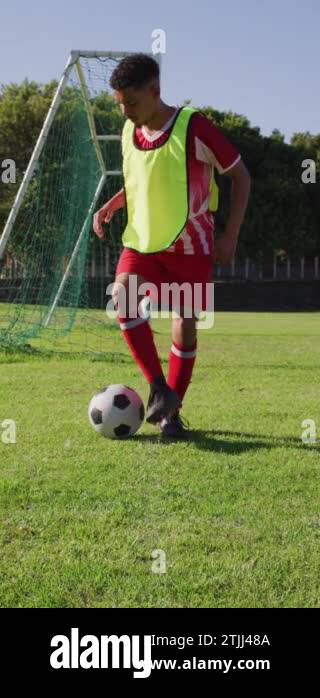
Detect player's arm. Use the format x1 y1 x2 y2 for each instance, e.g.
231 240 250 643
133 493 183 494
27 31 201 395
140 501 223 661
191 113 251 264
215 159 251 264
93 188 125 239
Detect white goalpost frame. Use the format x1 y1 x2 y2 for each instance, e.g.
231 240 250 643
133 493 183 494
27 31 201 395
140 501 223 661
75 60 107 177
0 51 79 261
44 174 106 326
44 51 160 325
1 49 162 328
96 135 122 175
43 56 108 325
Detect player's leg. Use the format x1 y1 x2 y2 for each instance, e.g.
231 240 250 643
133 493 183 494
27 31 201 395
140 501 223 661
113 270 163 383
114 251 181 423
159 313 197 437
167 314 197 403
158 252 213 437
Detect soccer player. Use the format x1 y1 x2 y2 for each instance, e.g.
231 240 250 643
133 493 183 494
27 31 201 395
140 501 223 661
93 53 250 437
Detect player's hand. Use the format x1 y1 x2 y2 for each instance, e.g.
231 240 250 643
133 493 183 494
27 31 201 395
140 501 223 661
213 230 239 265
93 202 116 239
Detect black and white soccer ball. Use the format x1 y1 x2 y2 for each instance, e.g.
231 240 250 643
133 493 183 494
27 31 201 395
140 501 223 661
88 384 145 439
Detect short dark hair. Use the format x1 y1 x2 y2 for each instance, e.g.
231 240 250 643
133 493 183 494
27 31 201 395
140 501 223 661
110 53 160 90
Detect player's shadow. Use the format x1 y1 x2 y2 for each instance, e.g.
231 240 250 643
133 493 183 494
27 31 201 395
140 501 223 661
190 429 314 455
135 429 314 455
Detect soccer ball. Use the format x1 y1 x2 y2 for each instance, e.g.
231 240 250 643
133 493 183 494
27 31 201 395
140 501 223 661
88 384 145 439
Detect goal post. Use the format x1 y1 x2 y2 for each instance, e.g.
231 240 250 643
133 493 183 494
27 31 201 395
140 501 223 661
44 173 106 327
0 51 78 262
0 50 161 354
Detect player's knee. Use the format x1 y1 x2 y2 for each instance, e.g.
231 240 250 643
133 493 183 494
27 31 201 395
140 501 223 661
173 314 196 330
172 315 197 346
113 273 139 318
114 273 147 318
112 276 126 316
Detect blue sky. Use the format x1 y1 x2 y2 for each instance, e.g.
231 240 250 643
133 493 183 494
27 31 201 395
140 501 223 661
1 0 318 142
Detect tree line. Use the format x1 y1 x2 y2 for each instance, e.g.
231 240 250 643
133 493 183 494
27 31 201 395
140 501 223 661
0 79 319 260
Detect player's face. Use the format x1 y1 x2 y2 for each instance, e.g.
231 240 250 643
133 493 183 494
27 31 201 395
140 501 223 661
113 82 160 128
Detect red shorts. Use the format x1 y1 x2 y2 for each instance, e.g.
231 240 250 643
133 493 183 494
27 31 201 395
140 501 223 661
116 248 213 314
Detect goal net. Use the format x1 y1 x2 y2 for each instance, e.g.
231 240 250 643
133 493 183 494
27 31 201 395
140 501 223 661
0 50 157 357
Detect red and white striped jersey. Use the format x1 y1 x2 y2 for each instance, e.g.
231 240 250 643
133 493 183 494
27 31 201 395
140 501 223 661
133 107 240 255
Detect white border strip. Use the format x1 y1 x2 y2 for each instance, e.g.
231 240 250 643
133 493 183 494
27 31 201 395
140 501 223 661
171 344 197 359
120 316 149 330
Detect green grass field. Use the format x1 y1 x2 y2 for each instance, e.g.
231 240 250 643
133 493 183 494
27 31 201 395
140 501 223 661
0 311 319 608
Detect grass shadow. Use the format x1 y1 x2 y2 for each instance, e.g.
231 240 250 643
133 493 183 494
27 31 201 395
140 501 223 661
135 428 318 455
213 429 318 450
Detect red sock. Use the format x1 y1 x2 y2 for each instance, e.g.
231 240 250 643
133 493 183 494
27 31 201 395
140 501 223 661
167 340 197 402
119 316 163 384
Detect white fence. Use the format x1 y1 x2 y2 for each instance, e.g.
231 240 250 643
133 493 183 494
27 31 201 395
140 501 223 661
85 253 320 281
1 252 319 282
